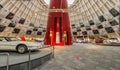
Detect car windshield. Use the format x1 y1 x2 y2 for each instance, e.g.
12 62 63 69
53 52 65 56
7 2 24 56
5 37 20 41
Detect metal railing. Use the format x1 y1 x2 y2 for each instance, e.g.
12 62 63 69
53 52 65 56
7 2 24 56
28 50 31 70
0 43 53 70
0 53 9 70
40 44 54 58
27 44 54 70
52 45 55 58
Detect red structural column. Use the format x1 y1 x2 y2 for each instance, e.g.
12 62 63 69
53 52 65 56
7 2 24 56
44 0 72 46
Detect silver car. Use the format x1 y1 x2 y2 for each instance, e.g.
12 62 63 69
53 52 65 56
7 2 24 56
103 38 119 44
0 37 42 53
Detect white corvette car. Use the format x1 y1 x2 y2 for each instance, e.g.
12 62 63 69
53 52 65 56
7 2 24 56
0 37 42 53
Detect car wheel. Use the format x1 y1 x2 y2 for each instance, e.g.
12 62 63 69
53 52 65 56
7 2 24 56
17 45 27 54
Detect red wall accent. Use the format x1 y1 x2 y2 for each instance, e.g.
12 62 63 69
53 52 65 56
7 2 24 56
44 0 72 45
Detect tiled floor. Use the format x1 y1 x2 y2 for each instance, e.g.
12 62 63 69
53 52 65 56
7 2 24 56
34 43 120 70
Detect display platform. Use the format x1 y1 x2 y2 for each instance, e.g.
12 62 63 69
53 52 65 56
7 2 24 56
0 48 52 70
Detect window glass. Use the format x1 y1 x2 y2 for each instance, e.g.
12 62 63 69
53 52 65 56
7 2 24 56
0 4 3 10
37 31 42 35
6 12 14 20
8 22 16 27
97 24 103 29
73 32 77 35
5 37 20 41
33 28 38 31
109 20 118 26
0 25 6 32
12 28 20 34
26 30 32 35
98 15 106 22
105 27 114 33
109 8 120 17
80 23 84 27
89 20 94 25
86 26 91 30
82 31 87 35
19 18 25 24
93 30 99 34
